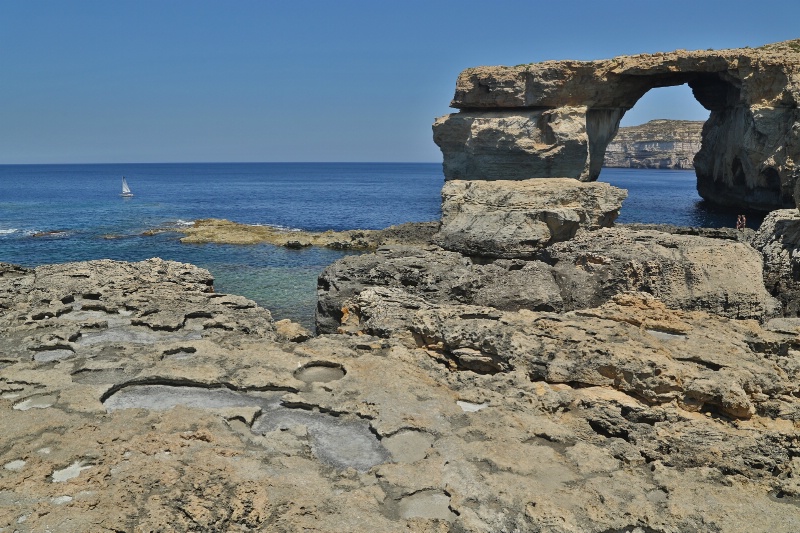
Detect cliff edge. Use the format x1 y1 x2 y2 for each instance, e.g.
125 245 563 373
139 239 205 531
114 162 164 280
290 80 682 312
603 119 704 169
434 39 800 211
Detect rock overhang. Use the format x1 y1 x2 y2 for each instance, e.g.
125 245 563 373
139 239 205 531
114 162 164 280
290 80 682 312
434 39 800 212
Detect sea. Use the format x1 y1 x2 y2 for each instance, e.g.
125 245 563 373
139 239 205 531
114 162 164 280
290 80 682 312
0 164 760 329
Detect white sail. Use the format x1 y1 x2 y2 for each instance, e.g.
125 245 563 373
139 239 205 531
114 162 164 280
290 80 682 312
121 177 133 197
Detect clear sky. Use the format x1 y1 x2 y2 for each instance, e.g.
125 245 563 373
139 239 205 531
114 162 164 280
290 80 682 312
1 0 798 164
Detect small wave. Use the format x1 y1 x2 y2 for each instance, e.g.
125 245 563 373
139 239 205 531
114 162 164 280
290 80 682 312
24 229 72 239
0 228 18 235
253 223 302 232
174 219 194 227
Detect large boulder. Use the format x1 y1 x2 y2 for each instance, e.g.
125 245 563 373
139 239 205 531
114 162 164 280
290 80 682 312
434 39 800 211
432 107 591 180
541 227 780 320
433 178 627 258
316 245 562 334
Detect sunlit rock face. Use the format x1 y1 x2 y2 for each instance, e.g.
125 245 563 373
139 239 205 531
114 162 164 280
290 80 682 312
433 39 800 212
603 119 704 169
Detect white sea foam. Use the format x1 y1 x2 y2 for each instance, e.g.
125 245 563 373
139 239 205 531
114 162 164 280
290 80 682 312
0 228 18 235
174 219 194 227
255 223 302 232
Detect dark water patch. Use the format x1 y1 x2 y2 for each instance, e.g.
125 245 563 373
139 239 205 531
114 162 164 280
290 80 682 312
599 168 765 229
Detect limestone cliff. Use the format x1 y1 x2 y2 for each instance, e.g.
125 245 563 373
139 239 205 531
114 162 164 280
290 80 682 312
603 119 704 169
433 39 800 211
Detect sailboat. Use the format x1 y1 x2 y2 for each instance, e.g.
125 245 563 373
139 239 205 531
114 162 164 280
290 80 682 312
120 176 133 197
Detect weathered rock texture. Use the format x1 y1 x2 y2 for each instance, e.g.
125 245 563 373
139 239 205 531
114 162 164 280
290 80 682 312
174 219 439 250
433 178 627 258
4 258 800 531
316 246 564 334
603 119 704 169
317 227 777 334
752 208 800 316
541 227 780 320
433 39 800 211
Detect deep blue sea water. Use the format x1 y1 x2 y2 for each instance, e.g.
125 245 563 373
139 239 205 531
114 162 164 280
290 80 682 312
599 168 764 229
0 164 755 329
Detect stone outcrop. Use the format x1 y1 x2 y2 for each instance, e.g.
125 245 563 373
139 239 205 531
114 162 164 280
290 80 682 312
752 208 800 316
433 178 627 258
603 119 704 169
4 258 800 531
173 219 439 250
316 246 564 334
316 228 777 334
541 227 780 320
433 39 800 211
342 288 798 420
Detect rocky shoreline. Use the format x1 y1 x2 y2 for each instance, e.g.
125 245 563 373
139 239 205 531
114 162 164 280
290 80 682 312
4 202 800 530
5 39 800 531
173 218 439 250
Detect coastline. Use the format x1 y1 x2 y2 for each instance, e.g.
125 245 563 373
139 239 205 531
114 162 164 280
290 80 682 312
4 209 800 529
171 218 439 249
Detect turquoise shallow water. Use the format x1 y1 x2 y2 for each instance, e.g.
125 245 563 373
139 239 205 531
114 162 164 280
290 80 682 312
0 164 755 329
0 163 442 328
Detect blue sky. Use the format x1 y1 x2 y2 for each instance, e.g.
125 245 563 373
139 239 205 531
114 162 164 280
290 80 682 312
1 0 798 164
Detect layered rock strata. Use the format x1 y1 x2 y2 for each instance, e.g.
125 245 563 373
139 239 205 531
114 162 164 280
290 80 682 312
433 178 627 258
3 258 800 531
317 228 778 334
603 119 704 169
433 39 800 211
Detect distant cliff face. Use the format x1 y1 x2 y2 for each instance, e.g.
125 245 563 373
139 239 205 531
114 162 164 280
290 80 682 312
603 119 704 169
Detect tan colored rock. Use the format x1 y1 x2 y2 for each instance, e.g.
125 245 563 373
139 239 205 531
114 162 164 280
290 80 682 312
434 39 800 211
433 107 591 180
176 218 438 249
3 258 800 531
275 318 313 342
603 119 704 169
751 208 800 316
342 287 796 421
433 178 627 258
542 227 779 320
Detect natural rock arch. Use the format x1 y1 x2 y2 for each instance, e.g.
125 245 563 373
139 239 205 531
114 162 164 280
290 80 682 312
433 40 800 212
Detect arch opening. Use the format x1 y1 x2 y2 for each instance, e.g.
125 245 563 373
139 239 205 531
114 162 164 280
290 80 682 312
596 82 763 228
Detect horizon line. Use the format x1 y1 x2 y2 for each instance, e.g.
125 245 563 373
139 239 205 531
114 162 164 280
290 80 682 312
0 160 443 166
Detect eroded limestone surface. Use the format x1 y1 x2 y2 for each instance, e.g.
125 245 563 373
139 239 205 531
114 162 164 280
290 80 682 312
434 178 627 257
3 257 800 531
434 39 800 211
